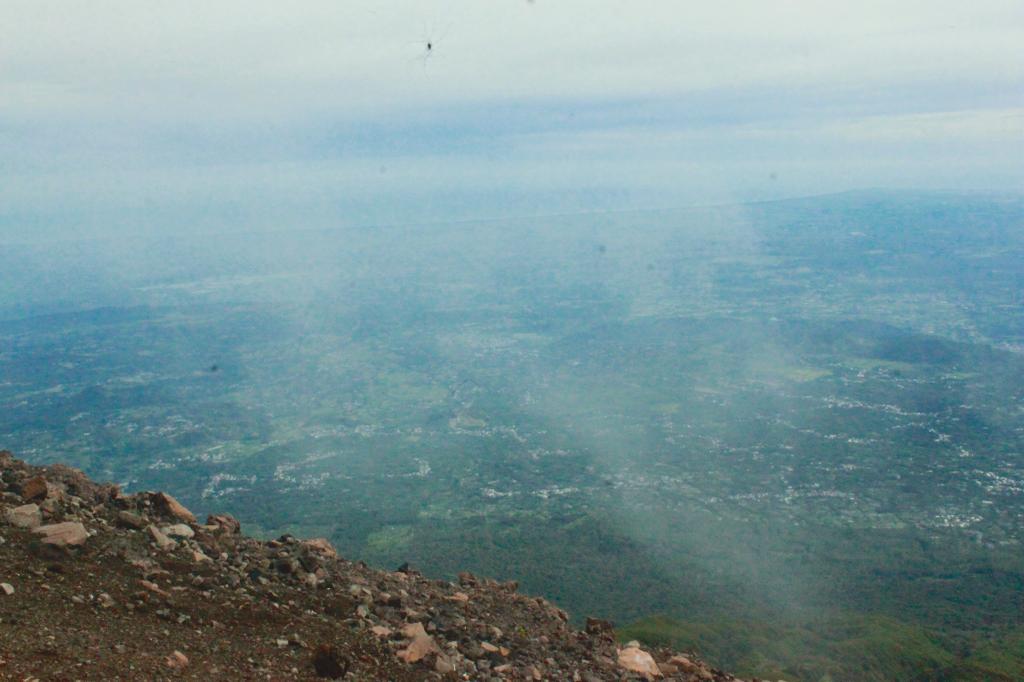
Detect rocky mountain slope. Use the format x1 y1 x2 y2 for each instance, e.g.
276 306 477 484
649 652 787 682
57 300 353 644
0 450 745 681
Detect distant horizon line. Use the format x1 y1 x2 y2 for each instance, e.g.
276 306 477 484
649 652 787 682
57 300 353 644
1 186 1020 248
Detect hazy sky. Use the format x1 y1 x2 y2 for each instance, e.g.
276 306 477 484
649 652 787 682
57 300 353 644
2 1 1022 240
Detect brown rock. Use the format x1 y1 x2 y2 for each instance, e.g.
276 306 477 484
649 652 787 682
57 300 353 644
585 616 614 635
21 476 49 501
448 591 470 603
152 492 195 523
303 537 338 558
33 521 88 546
480 642 500 654
668 655 700 673
434 654 454 674
140 579 171 598
370 625 393 638
165 650 189 670
397 622 440 663
312 644 347 678
115 511 147 529
148 525 176 550
618 647 662 680
206 513 241 534
5 503 42 529
162 523 195 539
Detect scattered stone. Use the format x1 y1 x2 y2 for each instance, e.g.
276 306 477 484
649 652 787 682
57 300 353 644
312 644 347 679
586 616 614 635
165 650 189 670
618 646 663 679
0 451 738 681
161 523 195 539
434 653 454 674
147 525 176 550
140 579 171 598
303 537 338 558
20 476 49 501
668 654 706 676
33 521 88 546
480 641 510 656
115 511 147 529
207 513 241 534
151 492 195 523
5 503 42 529
397 622 440 663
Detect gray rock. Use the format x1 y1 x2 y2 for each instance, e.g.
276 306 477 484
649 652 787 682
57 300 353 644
161 523 195 539
148 525 176 549
5 503 42 529
115 511 147 529
34 521 88 546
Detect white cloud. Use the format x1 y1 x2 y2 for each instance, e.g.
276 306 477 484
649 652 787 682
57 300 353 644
1 1 1021 122
0 1 1021 238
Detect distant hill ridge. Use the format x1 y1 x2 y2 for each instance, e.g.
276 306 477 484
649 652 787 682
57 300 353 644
0 450 742 681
